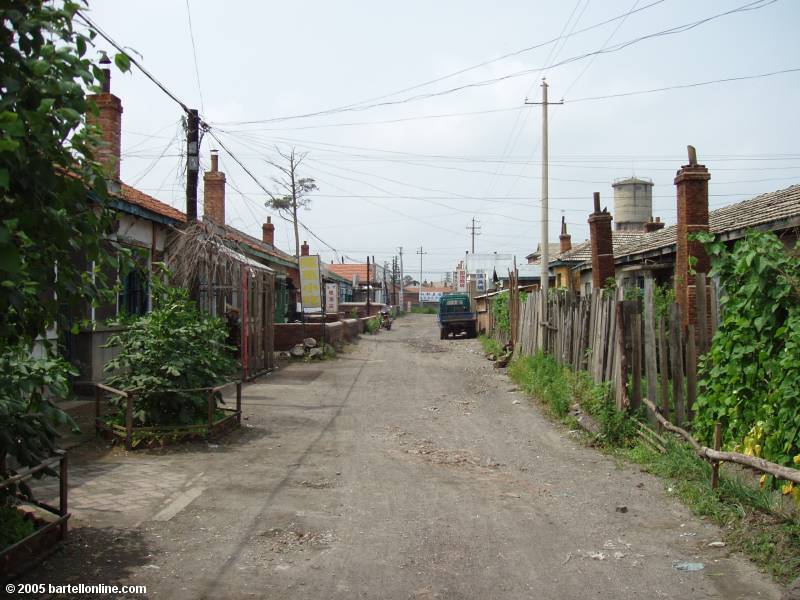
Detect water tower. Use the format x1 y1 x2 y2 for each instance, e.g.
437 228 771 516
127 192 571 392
612 177 653 231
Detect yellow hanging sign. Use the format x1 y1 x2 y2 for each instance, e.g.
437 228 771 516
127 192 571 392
299 255 322 310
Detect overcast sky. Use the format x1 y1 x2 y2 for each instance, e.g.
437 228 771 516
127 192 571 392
86 0 800 279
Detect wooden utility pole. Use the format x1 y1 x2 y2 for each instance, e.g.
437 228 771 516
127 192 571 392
466 217 481 253
398 246 405 311
186 108 199 221
526 78 562 325
366 255 371 316
417 246 427 306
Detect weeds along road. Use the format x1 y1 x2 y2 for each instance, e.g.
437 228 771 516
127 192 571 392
26 314 781 599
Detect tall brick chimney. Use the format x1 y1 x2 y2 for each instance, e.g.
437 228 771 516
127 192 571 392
588 192 615 289
674 145 710 327
262 216 275 245
86 55 123 182
203 150 226 225
644 216 666 233
559 216 572 253
301 241 310 256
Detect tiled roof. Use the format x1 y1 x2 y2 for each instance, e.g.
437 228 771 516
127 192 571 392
222 224 298 267
328 263 371 282
120 184 186 223
614 184 800 259
525 242 561 260
552 231 645 263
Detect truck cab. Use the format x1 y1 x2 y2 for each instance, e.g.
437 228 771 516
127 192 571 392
436 293 477 340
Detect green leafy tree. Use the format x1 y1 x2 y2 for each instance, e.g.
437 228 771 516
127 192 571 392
0 1 130 487
693 231 800 469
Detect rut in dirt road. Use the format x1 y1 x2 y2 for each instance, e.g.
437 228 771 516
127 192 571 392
23 314 782 600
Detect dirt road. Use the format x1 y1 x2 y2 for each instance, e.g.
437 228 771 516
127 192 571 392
25 314 781 599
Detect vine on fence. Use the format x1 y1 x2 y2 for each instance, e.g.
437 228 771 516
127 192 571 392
693 231 800 475
492 291 510 335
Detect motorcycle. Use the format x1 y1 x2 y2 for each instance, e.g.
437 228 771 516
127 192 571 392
381 310 392 330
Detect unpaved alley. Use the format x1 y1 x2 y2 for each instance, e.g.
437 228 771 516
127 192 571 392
25 315 781 599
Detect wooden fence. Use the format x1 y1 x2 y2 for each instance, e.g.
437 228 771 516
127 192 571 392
508 272 720 424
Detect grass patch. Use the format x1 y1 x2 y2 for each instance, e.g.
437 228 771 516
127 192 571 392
410 306 437 314
508 352 635 447
478 334 504 356
625 439 800 583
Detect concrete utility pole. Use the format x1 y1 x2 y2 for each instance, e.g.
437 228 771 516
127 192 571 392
398 246 405 311
186 108 199 221
417 246 427 306
466 217 481 254
525 78 562 323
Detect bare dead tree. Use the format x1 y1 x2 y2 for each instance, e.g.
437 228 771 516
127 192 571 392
264 147 318 258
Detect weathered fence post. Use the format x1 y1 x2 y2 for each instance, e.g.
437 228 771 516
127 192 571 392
695 272 709 354
207 389 215 431
615 300 628 410
669 303 686 426
686 325 697 421
94 385 102 434
711 422 722 490
643 278 659 425
657 317 670 423
630 303 642 412
236 382 242 424
125 395 134 451
59 452 69 539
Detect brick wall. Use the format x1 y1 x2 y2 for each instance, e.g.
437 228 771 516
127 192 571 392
274 321 345 351
341 318 360 342
674 150 711 328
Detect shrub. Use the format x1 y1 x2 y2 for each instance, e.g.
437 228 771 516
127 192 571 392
693 231 800 469
104 283 238 427
0 345 76 502
0 505 35 548
365 316 380 334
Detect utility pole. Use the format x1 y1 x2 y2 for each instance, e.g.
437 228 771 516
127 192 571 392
466 217 481 254
525 78 563 324
186 108 199 221
417 246 427 307
398 246 405 311
366 255 371 316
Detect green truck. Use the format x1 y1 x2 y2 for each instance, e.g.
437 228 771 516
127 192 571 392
436 293 477 340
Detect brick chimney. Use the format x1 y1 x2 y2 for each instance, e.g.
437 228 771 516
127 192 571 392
301 241 310 256
86 55 123 182
262 216 275 245
203 150 226 225
559 216 572 253
644 216 666 233
674 145 710 327
588 192 615 289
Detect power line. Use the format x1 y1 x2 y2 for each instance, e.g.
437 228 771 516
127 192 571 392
185 0 205 114
75 10 191 113
567 67 800 102
213 0 668 126
214 0 775 125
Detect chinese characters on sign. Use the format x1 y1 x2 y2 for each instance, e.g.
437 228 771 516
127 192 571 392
299 255 322 311
325 282 338 313
419 291 445 303
475 272 486 293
